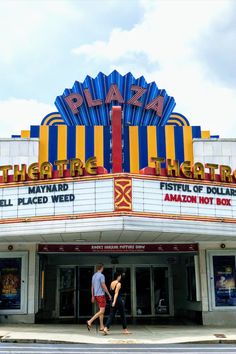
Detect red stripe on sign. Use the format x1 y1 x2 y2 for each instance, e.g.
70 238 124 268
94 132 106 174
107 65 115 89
112 106 122 173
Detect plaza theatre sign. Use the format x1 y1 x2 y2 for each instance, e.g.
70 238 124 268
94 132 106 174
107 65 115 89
54 70 176 126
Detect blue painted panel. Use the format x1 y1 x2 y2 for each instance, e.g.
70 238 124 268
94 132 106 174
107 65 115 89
104 126 111 172
174 126 184 163
123 127 130 172
48 126 58 169
192 126 201 138
138 126 148 169
67 127 76 159
85 127 94 160
156 126 166 167
30 126 40 138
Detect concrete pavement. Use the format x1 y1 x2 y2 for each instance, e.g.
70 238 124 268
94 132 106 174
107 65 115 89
0 324 235 344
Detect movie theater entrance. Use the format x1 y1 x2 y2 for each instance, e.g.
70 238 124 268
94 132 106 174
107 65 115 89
37 243 200 323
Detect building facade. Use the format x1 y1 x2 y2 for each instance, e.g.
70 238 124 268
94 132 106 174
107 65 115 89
0 71 235 326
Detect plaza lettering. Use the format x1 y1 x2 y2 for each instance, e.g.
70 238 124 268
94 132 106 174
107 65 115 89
65 84 164 117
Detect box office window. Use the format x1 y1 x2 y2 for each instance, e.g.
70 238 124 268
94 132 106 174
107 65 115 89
213 255 236 307
0 252 28 314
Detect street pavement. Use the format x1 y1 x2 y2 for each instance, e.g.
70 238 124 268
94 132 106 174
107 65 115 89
0 343 236 353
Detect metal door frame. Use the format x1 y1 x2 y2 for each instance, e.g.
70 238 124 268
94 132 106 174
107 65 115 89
134 264 174 317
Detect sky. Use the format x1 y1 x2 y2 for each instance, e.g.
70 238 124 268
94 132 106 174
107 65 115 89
0 0 235 138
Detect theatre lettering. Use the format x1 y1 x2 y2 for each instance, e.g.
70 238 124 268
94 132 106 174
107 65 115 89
1 156 236 184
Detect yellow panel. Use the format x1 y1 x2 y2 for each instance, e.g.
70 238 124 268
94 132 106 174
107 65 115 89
57 125 67 160
201 131 210 139
76 126 85 162
21 130 30 138
183 126 193 163
147 126 157 167
129 126 139 173
39 126 49 164
94 126 104 166
165 125 175 160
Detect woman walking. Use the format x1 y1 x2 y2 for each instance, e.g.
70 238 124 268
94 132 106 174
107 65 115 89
103 271 131 335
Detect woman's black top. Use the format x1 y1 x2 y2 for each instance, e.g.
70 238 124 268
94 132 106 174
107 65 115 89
110 281 121 300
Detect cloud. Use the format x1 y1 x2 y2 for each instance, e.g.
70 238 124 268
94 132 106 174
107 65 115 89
196 2 236 89
0 98 54 138
71 0 236 138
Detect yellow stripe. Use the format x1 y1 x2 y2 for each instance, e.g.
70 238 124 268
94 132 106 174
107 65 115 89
166 119 182 126
21 130 30 138
39 126 49 164
48 119 64 126
183 126 193 163
201 130 210 139
165 125 175 160
76 126 85 162
94 126 104 166
169 115 187 125
57 125 67 160
129 126 139 173
147 126 157 167
43 114 62 125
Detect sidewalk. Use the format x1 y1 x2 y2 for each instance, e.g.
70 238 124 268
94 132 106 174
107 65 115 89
0 324 235 344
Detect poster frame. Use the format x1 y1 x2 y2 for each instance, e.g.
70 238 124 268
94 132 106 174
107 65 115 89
207 250 236 311
0 252 28 314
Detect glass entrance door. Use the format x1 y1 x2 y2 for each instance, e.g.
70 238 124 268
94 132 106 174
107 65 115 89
153 267 170 315
78 267 94 317
136 267 152 315
58 267 76 318
135 266 171 316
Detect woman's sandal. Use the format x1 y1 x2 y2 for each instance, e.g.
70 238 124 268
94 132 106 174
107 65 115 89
103 328 109 335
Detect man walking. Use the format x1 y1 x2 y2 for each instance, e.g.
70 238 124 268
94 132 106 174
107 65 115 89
86 263 111 331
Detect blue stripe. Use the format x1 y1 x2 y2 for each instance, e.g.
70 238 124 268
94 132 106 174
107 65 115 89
30 126 40 138
138 126 148 169
48 126 58 169
85 127 94 159
123 127 130 172
192 126 201 138
104 126 111 172
174 126 184 163
67 127 76 159
156 126 166 167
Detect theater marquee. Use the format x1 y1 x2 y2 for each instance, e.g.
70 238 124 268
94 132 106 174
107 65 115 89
0 174 235 222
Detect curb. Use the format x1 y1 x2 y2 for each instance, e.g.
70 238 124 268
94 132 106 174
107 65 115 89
1 338 83 344
1 338 236 345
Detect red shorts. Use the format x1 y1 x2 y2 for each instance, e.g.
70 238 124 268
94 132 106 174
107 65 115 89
95 295 106 309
